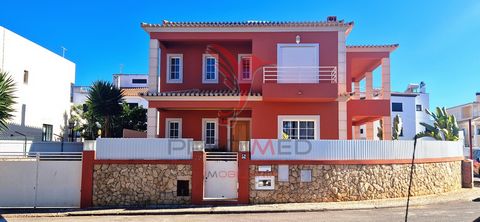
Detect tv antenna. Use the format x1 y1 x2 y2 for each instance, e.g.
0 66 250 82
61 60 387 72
61 46 67 58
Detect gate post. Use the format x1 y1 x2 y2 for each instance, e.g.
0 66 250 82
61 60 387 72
191 150 205 204
237 142 250 204
80 150 95 208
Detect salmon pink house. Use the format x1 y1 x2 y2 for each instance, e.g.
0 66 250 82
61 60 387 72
141 17 398 151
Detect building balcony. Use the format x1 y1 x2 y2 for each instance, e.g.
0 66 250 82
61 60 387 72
262 66 338 102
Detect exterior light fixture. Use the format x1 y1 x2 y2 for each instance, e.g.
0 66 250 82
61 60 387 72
295 35 301 44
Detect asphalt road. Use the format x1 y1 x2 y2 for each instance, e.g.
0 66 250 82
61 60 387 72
3 199 480 222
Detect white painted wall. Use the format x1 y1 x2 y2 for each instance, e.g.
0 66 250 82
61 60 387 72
250 139 463 160
0 26 75 141
72 86 89 105
391 95 417 140
124 96 148 108
113 74 148 88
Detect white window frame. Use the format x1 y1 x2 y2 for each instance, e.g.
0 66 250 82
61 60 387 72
202 54 219 84
277 115 320 140
165 118 182 138
167 54 183 83
202 118 219 148
238 54 252 81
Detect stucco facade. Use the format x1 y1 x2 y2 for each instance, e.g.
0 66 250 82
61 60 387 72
141 18 397 150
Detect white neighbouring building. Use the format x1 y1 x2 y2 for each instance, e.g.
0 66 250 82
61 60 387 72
73 74 148 108
0 26 76 141
358 82 432 140
447 93 480 148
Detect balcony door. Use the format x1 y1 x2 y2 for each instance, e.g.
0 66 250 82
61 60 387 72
277 44 319 83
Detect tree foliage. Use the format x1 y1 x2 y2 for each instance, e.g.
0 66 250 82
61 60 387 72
416 107 459 141
0 71 16 132
86 81 123 137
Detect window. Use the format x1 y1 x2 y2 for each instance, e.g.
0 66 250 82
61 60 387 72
400 128 404 137
282 121 315 140
42 124 53 141
166 118 182 139
416 105 422 111
278 115 319 140
477 128 480 135
238 54 252 81
360 128 364 134
167 54 183 83
202 118 218 148
300 169 312 182
202 54 218 83
23 70 29 84
70 83 74 103
177 180 189 196
131 79 147 84
392 102 403 112
278 165 289 182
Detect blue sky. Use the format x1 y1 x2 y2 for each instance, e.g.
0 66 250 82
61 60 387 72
0 0 479 108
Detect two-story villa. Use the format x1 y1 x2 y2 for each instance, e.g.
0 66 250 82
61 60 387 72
140 17 398 151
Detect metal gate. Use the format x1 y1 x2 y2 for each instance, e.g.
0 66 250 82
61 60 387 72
0 152 83 208
204 152 238 200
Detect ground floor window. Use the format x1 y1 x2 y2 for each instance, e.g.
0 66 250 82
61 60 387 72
277 115 320 140
42 124 53 141
166 118 182 139
202 118 218 148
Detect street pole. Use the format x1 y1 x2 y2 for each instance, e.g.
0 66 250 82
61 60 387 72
469 119 473 160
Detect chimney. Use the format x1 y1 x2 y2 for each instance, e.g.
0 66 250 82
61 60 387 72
476 92 480 103
327 16 337 22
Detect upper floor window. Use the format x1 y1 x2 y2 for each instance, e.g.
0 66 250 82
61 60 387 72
392 103 403 112
416 104 422 112
202 54 218 84
167 54 183 83
23 70 29 84
238 54 252 81
132 79 147 84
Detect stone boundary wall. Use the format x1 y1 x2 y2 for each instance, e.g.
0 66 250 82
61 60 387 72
93 164 192 206
249 161 462 204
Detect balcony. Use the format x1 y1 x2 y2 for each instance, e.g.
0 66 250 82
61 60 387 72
262 66 338 102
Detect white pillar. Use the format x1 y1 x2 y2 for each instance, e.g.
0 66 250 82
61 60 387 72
365 72 373 100
147 39 160 138
381 58 391 100
148 39 160 93
338 31 348 140
147 108 158 138
353 81 360 99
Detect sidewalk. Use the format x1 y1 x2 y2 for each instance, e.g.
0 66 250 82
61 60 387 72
3 188 480 218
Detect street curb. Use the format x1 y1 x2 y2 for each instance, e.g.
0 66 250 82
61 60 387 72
3 188 480 218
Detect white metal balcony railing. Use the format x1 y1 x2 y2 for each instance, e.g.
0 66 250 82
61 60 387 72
263 66 337 84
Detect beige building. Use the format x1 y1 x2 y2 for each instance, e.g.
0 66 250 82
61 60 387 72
447 93 480 148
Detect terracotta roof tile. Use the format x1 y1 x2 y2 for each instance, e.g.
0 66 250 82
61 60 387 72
141 20 353 28
122 88 148 97
347 44 399 49
142 89 261 97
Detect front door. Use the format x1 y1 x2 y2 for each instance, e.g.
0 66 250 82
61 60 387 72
230 120 250 152
277 44 319 83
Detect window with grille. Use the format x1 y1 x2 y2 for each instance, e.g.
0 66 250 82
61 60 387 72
166 119 182 139
203 119 218 147
239 55 252 80
167 54 183 83
282 120 315 140
203 54 218 83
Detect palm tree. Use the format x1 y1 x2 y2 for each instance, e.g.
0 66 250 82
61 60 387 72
86 81 123 138
0 71 16 132
416 107 459 141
